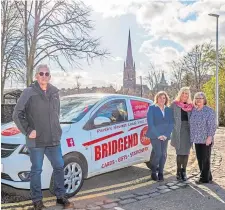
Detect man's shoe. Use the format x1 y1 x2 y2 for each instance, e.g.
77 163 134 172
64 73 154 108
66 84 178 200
158 173 164 182
151 173 158 181
181 168 187 181
56 196 74 209
33 200 46 210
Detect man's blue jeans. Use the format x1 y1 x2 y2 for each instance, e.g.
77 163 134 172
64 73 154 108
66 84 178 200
29 145 65 202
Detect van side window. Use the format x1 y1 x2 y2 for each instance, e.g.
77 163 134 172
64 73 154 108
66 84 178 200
97 99 127 122
89 99 128 129
130 100 150 119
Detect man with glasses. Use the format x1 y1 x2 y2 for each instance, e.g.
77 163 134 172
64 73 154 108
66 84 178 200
13 65 73 210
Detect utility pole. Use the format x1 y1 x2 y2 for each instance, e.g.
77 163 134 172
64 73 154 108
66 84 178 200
140 76 143 97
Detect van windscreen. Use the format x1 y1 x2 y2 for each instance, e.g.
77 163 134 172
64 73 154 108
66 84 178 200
60 97 100 123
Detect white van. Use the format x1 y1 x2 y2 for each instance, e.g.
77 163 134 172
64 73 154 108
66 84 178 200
1 94 153 197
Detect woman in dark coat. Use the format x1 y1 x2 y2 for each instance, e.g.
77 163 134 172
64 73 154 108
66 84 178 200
146 91 174 182
171 87 194 181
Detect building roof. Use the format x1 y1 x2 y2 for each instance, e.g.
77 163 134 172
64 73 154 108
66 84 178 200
125 29 135 69
159 72 168 85
126 29 134 69
3 89 22 99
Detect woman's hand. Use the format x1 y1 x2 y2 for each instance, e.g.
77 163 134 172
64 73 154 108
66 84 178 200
158 136 164 141
158 135 166 141
206 136 212 146
162 135 167 141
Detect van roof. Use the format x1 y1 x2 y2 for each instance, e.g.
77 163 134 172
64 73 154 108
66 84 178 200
61 93 153 103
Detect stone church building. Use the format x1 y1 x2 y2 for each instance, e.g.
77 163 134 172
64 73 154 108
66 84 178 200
120 30 150 97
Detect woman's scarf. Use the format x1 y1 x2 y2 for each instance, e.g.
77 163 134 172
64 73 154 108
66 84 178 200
174 101 194 112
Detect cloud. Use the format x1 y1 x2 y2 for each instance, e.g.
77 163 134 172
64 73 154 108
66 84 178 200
84 0 225 78
9 1 224 90
50 71 90 89
84 0 225 51
50 68 125 89
140 41 183 74
135 1 225 51
110 56 123 62
83 0 147 18
140 42 181 62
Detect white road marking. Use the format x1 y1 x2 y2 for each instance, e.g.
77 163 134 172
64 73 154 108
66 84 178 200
114 207 126 210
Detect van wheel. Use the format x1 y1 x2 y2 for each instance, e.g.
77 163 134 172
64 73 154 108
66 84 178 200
145 150 154 170
145 161 152 170
49 154 85 198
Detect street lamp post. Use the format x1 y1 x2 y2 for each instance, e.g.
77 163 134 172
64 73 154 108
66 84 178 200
208 13 219 127
140 76 143 97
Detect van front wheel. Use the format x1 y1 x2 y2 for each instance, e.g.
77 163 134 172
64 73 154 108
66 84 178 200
49 154 85 198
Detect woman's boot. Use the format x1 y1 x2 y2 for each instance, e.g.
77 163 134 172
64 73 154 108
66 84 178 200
181 168 187 181
176 168 182 180
176 155 182 180
151 172 158 181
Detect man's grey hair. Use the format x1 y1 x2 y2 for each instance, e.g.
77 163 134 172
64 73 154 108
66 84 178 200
35 64 50 74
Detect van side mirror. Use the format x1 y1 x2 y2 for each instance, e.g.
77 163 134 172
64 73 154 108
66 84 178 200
94 116 111 126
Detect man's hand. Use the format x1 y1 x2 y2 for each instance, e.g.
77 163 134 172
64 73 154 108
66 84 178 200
206 136 212 146
29 130 36 139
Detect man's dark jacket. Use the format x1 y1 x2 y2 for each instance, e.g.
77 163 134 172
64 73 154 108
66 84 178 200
13 81 62 148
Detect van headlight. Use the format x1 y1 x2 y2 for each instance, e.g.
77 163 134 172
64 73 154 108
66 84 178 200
18 171 30 181
19 145 30 155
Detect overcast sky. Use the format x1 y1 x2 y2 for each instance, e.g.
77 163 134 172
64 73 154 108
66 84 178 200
7 0 225 90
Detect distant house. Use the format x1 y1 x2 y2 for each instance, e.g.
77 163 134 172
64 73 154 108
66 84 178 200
3 89 23 104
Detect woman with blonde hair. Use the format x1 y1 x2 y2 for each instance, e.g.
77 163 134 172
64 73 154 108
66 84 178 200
146 91 174 181
171 87 194 181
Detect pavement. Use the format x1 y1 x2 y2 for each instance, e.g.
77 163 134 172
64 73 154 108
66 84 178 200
121 186 225 210
1 127 225 210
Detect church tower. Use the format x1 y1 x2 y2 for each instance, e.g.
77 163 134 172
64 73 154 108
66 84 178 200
154 71 169 91
123 29 136 90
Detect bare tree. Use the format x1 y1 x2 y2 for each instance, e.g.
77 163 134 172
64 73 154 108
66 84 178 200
15 0 109 87
170 60 184 91
144 62 161 98
1 1 25 100
182 42 214 91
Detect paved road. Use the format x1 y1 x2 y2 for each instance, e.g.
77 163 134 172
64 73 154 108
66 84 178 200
2 128 225 210
121 186 225 210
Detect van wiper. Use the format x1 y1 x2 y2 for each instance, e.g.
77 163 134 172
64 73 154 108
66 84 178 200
60 121 75 124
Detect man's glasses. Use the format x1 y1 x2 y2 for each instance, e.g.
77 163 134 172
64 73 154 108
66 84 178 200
39 72 50 77
195 98 204 100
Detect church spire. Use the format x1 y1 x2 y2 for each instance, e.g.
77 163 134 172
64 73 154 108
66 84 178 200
160 71 167 85
126 29 133 68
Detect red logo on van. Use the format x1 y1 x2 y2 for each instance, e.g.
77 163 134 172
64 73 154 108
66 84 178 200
140 126 151 146
66 138 75 147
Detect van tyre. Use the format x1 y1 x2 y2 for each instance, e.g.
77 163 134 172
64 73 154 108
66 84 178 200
49 154 86 198
145 150 154 170
145 161 153 170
